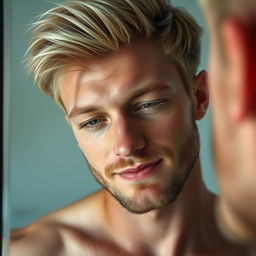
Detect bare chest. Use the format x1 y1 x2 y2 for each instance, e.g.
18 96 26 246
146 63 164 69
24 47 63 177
59 227 250 256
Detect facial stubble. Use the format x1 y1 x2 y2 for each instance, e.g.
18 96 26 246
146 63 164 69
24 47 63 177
83 121 200 214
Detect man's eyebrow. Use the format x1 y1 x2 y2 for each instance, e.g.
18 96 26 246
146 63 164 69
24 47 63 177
68 106 98 118
131 84 170 99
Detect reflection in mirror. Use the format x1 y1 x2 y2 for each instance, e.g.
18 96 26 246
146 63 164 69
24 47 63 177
8 0 245 255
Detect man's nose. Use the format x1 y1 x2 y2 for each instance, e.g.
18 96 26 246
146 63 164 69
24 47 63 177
112 116 146 157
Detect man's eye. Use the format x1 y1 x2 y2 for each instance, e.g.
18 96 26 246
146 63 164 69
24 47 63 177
134 99 168 113
140 102 159 109
79 118 106 130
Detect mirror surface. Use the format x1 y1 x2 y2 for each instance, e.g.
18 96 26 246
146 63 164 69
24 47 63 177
7 0 216 231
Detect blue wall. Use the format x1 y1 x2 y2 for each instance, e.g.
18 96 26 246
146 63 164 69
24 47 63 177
9 0 217 228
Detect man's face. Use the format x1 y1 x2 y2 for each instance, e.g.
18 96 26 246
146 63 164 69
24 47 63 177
59 40 203 214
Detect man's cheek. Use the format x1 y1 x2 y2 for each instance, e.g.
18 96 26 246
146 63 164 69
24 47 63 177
151 115 186 141
83 139 110 164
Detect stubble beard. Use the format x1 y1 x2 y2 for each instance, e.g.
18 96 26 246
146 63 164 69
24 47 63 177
85 121 200 214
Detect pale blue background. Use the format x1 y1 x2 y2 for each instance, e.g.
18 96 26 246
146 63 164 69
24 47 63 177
9 0 217 228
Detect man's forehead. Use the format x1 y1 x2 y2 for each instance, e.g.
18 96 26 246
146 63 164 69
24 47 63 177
64 74 174 112
59 66 178 101
59 44 174 94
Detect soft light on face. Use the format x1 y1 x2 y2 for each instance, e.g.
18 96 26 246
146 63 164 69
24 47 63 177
59 40 201 214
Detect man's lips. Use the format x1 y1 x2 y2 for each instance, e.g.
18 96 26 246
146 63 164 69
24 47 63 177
115 159 162 181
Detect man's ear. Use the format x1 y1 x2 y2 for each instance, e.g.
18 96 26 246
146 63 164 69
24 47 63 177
222 18 256 122
192 70 209 120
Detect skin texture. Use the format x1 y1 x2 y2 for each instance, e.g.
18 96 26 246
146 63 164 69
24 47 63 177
202 6 256 244
9 40 251 255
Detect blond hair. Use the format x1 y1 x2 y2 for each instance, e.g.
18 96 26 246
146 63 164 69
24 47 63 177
26 0 202 109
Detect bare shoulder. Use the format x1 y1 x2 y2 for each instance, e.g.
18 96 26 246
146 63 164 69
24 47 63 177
9 189 116 256
46 189 108 230
9 223 63 256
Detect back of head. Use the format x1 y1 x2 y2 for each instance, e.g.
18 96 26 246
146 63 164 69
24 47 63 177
200 0 256 244
199 0 256 20
26 0 202 109
199 0 256 104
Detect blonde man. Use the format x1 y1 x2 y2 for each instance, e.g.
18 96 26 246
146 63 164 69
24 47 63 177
199 0 256 245
10 0 250 255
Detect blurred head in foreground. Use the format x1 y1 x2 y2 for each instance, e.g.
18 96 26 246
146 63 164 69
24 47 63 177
199 0 256 243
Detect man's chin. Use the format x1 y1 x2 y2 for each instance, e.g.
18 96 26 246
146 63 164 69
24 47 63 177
109 184 183 214
114 196 169 215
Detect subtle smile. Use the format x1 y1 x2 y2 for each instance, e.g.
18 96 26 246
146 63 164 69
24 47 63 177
116 159 162 182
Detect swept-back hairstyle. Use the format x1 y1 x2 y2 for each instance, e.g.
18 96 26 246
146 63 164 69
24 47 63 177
26 0 202 109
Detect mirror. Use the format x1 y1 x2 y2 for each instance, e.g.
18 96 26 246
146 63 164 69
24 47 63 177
5 0 217 254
